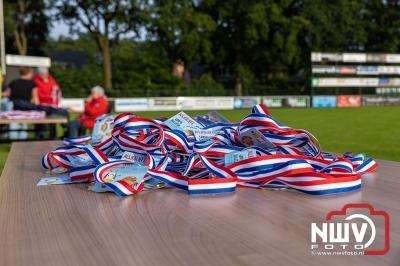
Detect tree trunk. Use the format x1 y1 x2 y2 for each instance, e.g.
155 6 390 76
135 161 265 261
101 37 112 89
14 29 27 55
14 0 27 55
235 76 242 96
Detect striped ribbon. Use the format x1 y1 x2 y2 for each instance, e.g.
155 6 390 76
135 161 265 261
41 104 378 196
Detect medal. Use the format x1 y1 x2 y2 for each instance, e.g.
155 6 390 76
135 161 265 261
40 104 378 196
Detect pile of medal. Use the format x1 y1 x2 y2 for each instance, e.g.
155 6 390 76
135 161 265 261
40 104 378 196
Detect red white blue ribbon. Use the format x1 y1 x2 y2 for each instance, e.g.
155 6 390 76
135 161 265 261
41 104 378 196
94 160 145 196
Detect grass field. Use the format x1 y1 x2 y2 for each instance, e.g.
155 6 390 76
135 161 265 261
134 106 400 161
0 106 399 173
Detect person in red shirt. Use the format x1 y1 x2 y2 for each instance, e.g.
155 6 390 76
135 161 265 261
33 67 68 139
34 67 61 107
68 86 109 137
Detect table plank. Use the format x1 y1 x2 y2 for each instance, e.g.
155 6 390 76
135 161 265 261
0 141 399 266
0 118 68 124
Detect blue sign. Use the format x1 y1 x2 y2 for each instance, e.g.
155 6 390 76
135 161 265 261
234 97 260 109
312 96 337 108
357 65 378 75
378 78 389 86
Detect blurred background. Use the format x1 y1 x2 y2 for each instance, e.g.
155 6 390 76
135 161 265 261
0 0 399 169
2 0 400 97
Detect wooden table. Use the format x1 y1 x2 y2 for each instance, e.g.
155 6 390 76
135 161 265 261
0 141 399 266
0 117 68 142
0 117 68 125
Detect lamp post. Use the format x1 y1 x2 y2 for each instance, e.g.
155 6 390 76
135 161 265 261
0 0 5 102
0 0 5 76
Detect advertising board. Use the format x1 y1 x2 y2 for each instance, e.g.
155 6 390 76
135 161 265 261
262 97 283 107
367 53 386 62
311 52 343 62
233 97 261 109
177 97 234 110
114 98 148 112
313 78 379 87
385 54 400 63
378 66 400 74
363 96 400 106
340 66 357 74
342 53 367 63
312 66 337 74
376 87 400 94
357 66 378 75
312 96 337 108
148 97 178 110
285 96 309 107
337 95 361 107
60 98 84 112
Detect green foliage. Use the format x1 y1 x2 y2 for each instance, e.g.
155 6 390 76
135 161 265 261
301 0 367 52
55 0 145 40
46 35 104 97
46 34 99 53
149 0 216 64
49 37 183 97
111 40 181 97
236 64 255 95
54 0 148 88
51 63 103 97
199 0 309 94
6 0 400 96
183 74 226 96
249 78 308 96
50 36 229 97
4 0 50 55
362 0 400 52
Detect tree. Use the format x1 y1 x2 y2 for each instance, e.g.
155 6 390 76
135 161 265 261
4 0 50 55
55 0 146 89
300 0 367 52
362 0 400 52
46 34 103 96
200 0 308 95
149 0 216 77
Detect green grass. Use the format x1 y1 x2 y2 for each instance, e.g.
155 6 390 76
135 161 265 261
0 106 399 174
0 144 11 172
133 106 400 161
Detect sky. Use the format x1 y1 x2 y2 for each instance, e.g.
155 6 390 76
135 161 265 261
50 20 71 39
50 20 147 41
50 20 144 40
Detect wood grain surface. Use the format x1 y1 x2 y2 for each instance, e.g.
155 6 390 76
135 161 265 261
0 141 399 266
0 117 68 124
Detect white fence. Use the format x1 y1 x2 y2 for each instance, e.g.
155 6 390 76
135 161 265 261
60 96 311 112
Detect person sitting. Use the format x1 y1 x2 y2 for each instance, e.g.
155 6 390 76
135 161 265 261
34 67 67 139
2 67 40 139
3 67 40 109
68 86 109 137
34 67 61 108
